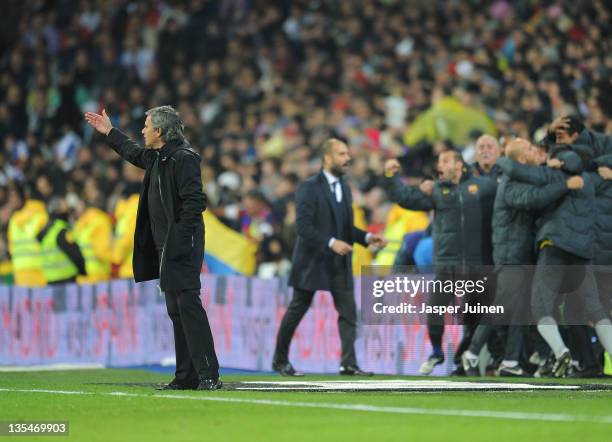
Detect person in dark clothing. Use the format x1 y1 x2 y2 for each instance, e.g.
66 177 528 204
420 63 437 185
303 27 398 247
36 197 86 284
593 155 612 319
462 138 578 376
84 106 221 391
562 154 612 377
383 150 497 375
545 115 612 158
497 145 612 377
272 138 387 376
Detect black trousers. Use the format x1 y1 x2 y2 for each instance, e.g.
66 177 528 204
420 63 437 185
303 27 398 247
274 271 357 367
164 288 219 380
595 270 612 318
531 246 606 323
427 268 494 358
468 266 532 362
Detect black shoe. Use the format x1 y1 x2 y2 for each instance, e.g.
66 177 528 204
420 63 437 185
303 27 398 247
272 361 304 377
534 355 555 378
567 367 602 378
196 377 223 391
450 366 466 376
155 377 199 390
461 351 480 377
496 364 527 377
339 365 374 376
552 350 572 378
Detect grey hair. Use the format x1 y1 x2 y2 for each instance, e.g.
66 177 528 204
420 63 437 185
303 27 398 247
145 105 185 142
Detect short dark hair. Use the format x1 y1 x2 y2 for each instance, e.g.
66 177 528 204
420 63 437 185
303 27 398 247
535 140 549 153
283 173 299 186
245 189 269 206
565 115 585 136
441 149 464 163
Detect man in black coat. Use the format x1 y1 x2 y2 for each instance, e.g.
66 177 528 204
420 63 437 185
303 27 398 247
84 106 221 390
272 138 387 376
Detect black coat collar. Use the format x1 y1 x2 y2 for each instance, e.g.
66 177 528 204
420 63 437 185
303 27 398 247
158 138 188 163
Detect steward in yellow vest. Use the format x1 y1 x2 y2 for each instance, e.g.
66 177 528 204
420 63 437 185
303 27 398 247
74 206 112 283
8 197 48 287
112 193 139 279
374 204 429 267
36 199 86 284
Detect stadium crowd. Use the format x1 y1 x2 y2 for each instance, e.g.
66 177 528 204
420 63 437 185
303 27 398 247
0 0 611 377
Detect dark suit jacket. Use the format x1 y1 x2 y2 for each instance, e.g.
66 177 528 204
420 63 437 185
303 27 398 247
288 171 368 291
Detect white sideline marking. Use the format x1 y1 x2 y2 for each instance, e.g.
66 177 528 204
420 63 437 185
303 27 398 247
236 380 578 391
0 387 611 424
0 363 105 372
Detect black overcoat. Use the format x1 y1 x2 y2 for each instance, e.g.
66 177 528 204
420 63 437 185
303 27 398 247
107 128 206 291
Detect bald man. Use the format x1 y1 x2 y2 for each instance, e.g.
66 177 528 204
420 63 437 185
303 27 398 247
493 140 612 378
273 138 387 377
462 139 580 376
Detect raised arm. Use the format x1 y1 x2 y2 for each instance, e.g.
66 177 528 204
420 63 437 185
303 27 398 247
383 175 435 211
503 180 568 210
496 157 560 186
84 109 154 169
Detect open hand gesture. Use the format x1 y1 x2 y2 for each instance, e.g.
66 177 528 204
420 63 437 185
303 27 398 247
84 109 113 135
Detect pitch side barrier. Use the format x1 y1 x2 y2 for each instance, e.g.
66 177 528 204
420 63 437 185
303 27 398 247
0 275 461 375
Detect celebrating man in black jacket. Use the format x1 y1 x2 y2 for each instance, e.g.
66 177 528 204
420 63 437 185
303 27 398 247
384 150 497 375
84 106 221 390
272 138 387 376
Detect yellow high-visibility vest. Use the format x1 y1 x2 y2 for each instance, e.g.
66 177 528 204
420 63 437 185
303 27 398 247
604 352 612 376
8 200 48 286
112 194 138 279
374 205 429 268
40 219 79 283
75 208 112 283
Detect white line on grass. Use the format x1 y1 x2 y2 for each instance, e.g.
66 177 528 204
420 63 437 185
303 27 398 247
0 387 611 425
0 363 105 372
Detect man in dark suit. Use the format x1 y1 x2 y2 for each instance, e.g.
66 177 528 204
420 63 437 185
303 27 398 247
272 138 387 376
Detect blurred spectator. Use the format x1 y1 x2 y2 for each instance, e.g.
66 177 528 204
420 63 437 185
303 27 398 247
7 184 48 286
36 196 86 284
74 177 112 283
111 163 142 279
0 0 610 278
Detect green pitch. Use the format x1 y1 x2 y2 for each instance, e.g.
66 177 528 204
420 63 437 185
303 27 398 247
0 369 610 442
